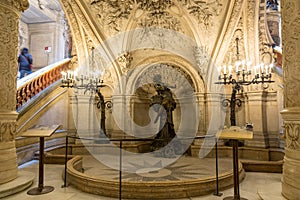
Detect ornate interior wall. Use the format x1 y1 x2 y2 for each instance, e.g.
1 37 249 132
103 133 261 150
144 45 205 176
60 0 283 148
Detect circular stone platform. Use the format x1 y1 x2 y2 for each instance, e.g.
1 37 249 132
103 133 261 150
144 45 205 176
66 155 245 199
0 170 35 198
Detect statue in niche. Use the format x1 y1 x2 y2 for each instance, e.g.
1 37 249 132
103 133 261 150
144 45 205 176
150 74 182 157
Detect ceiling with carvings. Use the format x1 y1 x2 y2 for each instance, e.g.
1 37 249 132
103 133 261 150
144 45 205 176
86 0 226 47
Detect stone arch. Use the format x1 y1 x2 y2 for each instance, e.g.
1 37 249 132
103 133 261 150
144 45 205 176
123 52 206 96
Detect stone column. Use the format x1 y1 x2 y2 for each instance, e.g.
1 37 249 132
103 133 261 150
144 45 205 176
0 0 29 184
281 0 300 199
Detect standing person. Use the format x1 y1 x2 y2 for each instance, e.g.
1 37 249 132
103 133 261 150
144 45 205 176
18 47 33 78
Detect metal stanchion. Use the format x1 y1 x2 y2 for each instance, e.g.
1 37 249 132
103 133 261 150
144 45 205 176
213 137 223 196
119 140 122 200
62 135 68 188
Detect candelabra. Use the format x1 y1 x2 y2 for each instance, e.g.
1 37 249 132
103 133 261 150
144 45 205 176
216 37 274 126
215 37 274 200
61 48 111 139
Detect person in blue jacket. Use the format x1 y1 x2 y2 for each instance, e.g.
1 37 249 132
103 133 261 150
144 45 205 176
18 47 33 78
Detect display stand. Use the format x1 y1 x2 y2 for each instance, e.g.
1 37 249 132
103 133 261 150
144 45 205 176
217 126 253 200
21 125 61 195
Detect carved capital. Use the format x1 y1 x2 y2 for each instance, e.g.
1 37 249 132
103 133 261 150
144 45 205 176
0 0 29 13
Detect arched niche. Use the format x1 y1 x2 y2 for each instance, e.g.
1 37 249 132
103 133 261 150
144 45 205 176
110 52 206 137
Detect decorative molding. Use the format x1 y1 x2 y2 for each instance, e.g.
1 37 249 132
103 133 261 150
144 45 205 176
0 121 17 142
281 0 300 107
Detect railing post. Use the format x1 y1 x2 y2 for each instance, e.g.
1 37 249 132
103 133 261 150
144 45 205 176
62 135 68 188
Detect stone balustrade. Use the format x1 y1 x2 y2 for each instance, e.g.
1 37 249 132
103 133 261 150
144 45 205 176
16 59 71 110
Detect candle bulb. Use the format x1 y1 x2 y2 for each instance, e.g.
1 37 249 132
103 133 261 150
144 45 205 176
228 65 233 75
260 63 264 74
247 61 252 72
265 65 269 75
242 60 245 71
223 65 227 74
235 61 240 72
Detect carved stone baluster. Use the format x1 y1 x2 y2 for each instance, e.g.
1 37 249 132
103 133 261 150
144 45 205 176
281 0 300 199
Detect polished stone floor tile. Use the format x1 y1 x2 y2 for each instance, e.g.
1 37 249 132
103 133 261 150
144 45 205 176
2 160 287 200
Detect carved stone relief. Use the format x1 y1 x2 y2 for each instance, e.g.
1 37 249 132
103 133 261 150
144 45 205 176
284 122 300 150
193 45 209 76
117 51 133 74
0 121 16 142
88 0 224 35
0 6 21 111
179 0 223 29
281 0 300 107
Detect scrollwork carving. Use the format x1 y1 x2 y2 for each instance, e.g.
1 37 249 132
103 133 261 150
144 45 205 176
88 0 225 34
117 52 133 74
181 0 223 29
284 122 300 150
0 121 16 142
90 0 134 32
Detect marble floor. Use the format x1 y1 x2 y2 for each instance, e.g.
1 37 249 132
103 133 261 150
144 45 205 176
2 160 287 200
